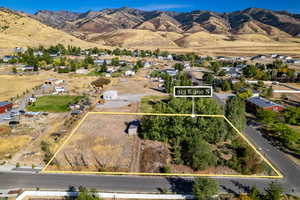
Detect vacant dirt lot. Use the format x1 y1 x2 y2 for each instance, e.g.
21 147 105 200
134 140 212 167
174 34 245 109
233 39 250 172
46 112 140 172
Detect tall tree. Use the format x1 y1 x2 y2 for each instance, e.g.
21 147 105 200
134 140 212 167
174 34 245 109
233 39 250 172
193 177 219 200
188 137 216 170
225 97 246 131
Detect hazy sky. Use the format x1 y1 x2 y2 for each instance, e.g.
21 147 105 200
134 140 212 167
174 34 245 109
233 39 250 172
1 0 300 14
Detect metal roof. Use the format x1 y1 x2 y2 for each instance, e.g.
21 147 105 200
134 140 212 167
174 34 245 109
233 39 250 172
247 97 283 108
0 101 11 107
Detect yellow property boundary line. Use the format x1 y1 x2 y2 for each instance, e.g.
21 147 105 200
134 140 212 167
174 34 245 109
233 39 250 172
42 112 283 179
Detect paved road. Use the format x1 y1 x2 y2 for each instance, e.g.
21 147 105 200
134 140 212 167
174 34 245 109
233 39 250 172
0 172 289 195
244 125 300 191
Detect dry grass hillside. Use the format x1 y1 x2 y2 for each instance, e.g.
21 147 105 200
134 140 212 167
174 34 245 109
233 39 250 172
0 9 98 54
89 29 179 48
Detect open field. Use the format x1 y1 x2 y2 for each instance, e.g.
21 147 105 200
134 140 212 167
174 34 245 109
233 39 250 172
46 112 139 172
27 95 83 112
140 96 169 113
0 71 99 101
0 74 46 101
0 125 31 160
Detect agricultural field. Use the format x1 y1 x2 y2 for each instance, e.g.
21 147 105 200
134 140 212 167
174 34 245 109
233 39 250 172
27 95 83 112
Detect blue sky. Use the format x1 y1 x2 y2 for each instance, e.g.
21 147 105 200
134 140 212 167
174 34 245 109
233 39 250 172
1 0 300 14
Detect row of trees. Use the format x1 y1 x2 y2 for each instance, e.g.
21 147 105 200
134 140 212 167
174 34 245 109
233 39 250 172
242 62 299 82
257 109 300 155
193 178 285 200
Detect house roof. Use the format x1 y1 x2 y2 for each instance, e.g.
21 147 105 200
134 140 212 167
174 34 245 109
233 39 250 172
247 97 284 108
0 101 11 107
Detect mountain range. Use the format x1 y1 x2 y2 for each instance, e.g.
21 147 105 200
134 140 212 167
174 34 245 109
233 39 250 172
33 7 300 37
1 7 300 56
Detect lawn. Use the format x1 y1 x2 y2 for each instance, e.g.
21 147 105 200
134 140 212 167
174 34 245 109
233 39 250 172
140 95 169 113
27 95 83 112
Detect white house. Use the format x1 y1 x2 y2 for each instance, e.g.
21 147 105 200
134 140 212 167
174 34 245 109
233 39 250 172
107 67 117 73
103 90 118 100
54 87 65 93
125 70 135 76
167 54 173 60
33 51 43 56
144 62 151 68
3 56 13 62
76 68 89 74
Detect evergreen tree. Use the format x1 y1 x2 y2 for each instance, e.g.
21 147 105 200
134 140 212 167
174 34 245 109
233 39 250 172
225 97 246 131
193 177 219 200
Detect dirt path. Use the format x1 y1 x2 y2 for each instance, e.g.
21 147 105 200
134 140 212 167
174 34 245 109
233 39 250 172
130 136 141 172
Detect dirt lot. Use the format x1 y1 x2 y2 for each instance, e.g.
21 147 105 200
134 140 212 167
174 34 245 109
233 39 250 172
107 69 165 95
46 111 140 172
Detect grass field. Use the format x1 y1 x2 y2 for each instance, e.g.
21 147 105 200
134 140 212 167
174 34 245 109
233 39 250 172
0 125 31 160
139 95 169 113
27 95 83 112
0 74 46 101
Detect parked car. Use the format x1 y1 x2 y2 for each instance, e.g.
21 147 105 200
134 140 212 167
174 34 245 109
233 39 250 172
9 121 20 128
3 116 12 120
71 110 81 115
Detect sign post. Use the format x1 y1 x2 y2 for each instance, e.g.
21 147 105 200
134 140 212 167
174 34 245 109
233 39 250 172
173 86 213 117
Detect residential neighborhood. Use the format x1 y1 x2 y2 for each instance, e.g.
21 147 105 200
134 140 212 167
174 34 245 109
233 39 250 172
0 1 300 200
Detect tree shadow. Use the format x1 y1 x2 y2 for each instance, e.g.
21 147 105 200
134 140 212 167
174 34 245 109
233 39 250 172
166 177 193 194
66 186 77 200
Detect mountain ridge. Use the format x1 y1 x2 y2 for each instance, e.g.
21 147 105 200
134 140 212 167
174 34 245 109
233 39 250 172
32 7 300 37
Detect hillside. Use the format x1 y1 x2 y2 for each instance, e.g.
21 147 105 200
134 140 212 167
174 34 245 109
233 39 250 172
0 8 97 53
88 29 179 48
34 7 300 37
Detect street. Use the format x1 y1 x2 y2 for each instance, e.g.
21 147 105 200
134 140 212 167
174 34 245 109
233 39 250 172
0 172 290 195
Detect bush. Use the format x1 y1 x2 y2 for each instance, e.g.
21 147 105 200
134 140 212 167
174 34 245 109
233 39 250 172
160 165 171 173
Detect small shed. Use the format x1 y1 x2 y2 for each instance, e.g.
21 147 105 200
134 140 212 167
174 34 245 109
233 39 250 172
127 120 140 136
103 90 118 100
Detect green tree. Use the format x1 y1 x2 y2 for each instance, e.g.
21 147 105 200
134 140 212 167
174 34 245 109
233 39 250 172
12 67 17 74
173 63 184 72
226 97 246 131
111 57 120 66
77 187 102 200
256 110 279 125
188 137 216 170
238 89 253 99
193 177 219 200
249 186 261 200
265 86 273 98
84 56 94 65
264 182 283 200
203 73 214 85
284 107 300 125
210 62 220 73
221 80 231 91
